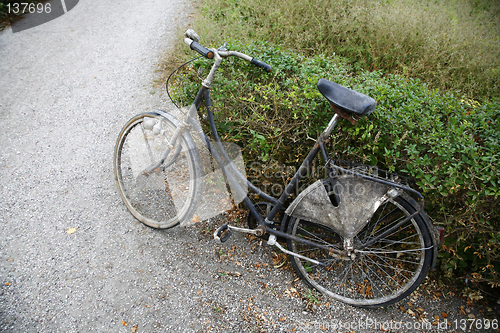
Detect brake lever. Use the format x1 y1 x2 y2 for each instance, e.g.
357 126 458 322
218 42 229 52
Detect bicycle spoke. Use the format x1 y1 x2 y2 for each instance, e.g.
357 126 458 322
297 225 342 249
366 251 419 276
288 194 431 307
361 253 405 289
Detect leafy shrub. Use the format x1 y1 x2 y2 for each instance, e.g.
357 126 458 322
194 0 500 100
170 42 500 287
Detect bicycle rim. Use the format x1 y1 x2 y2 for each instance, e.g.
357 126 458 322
286 195 432 307
114 112 201 228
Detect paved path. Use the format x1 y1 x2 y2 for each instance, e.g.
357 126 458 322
0 1 203 331
0 1 483 332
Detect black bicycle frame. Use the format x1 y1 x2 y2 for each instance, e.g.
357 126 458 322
187 85 426 250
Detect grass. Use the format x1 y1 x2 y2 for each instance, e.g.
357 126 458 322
190 0 500 100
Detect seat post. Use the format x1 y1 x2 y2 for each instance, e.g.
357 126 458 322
322 113 340 138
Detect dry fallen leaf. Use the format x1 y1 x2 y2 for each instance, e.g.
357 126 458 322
132 324 138 332
121 320 127 326
285 287 299 297
191 215 200 223
67 228 77 234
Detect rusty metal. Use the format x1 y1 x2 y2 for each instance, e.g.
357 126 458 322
254 225 266 237
329 102 359 125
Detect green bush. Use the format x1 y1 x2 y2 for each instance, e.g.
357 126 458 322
173 0 500 294
195 0 500 100
171 42 500 287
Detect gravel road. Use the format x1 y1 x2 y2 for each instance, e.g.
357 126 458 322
0 1 488 332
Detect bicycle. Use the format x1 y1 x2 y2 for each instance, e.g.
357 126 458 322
114 29 442 308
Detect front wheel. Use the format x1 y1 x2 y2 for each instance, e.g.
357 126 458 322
114 112 202 228
286 194 433 307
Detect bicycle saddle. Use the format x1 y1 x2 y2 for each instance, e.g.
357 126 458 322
317 79 376 117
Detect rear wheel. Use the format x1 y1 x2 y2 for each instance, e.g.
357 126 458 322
286 194 432 307
114 112 202 228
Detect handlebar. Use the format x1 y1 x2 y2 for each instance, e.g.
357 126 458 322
183 30 272 73
250 58 272 73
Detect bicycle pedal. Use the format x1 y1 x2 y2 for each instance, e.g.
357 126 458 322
214 224 232 244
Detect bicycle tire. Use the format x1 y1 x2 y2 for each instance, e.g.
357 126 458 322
286 192 432 308
114 112 202 228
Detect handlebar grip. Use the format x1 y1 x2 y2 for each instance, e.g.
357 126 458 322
250 58 272 72
190 41 214 59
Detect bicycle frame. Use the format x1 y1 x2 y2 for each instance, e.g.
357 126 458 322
152 47 432 261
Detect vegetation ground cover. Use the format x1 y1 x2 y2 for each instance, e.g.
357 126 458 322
166 0 500 305
198 0 500 100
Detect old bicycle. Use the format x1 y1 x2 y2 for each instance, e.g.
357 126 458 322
114 30 441 308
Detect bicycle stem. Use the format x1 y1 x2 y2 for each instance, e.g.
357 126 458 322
201 50 223 89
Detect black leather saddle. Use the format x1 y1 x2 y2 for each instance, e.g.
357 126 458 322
317 78 376 117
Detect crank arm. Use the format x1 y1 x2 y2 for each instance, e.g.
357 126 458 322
213 225 327 267
265 227 351 262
